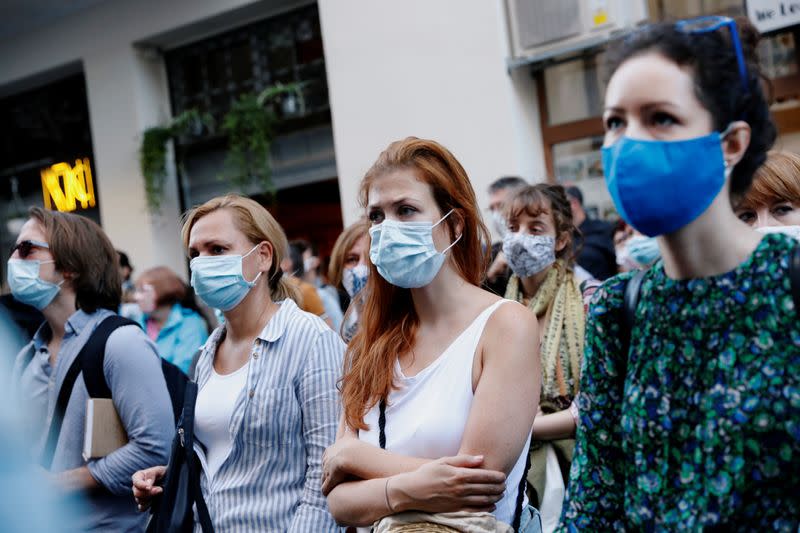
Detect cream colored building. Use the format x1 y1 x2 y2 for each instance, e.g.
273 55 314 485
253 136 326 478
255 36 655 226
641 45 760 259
2 0 799 279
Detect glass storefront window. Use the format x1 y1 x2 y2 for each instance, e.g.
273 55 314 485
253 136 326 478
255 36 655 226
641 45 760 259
544 54 607 126
552 136 617 220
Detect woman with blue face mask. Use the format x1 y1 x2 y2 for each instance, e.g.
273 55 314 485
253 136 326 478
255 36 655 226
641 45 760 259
322 137 542 532
559 17 800 531
132 194 344 532
327 220 370 342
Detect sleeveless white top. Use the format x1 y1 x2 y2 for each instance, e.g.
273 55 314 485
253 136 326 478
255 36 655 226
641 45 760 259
359 299 531 526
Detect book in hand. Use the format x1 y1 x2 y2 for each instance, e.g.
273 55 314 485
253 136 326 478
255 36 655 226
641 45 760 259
83 398 128 461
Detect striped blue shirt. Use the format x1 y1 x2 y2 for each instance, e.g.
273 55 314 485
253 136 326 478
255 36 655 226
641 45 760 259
193 299 343 532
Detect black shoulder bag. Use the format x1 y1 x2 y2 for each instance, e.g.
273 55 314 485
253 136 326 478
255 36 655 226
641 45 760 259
146 382 214 533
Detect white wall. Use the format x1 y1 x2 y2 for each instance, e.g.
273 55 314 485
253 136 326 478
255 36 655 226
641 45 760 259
318 0 547 227
0 0 304 279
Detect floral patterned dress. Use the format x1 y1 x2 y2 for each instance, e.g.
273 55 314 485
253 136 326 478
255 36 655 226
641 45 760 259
558 234 800 532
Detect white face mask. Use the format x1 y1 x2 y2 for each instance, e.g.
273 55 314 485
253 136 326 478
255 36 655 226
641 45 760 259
755 225 800 241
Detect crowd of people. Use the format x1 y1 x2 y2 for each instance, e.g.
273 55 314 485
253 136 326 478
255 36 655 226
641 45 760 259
1 14 799 533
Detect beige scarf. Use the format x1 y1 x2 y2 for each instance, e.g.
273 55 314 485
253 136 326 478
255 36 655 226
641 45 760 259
505 261 584 400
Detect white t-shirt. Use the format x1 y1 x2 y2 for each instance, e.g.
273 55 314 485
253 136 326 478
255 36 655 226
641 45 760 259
195 361 250 479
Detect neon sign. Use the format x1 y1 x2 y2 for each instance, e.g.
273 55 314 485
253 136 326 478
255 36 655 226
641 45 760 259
40 158 96 212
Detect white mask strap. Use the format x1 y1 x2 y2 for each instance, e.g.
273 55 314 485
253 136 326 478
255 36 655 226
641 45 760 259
242 244 264 284
432 209 461 254
432 209 455 228
442 233 462 254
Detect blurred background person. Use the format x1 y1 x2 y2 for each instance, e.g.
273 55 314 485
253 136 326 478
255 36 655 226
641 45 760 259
281 242 330 324
734 149 800 239
327 220 369 341
615 230 661 272
565 185 617 280
293 239 344 331
9 207 172 533
501 183 596 531
0 286 43 344
485 176 527 295
133 266 209 375
0 304 83 533
117 250 135 302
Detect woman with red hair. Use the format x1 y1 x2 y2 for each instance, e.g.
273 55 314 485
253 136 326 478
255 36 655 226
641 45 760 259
323 137 542 531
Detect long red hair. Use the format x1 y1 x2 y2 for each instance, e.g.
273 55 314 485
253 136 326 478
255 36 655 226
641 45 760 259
341 137 491 431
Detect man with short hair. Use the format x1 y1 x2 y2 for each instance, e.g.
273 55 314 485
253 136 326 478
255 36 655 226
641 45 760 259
485 176 527 295
565 185 617 280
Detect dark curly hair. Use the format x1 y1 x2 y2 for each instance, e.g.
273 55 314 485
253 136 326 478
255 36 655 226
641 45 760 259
606 17 776 199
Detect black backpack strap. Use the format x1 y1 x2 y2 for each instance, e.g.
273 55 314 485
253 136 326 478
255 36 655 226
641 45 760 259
40 315 136 468
790 245 800 313
621 269 647 358
80 315 138 399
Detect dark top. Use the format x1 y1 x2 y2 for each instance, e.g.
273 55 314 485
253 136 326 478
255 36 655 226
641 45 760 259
0 294 44 340
576 218 617 280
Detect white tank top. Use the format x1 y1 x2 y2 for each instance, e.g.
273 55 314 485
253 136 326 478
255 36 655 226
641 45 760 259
195 361 249 479
359 299 530 526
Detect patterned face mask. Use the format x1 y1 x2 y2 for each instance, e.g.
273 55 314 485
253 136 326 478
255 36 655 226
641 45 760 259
342 264 369 298
502 233 556 278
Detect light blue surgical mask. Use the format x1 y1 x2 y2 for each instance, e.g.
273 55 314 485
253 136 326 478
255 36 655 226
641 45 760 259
625 235 661 267
190 244 262 311
7 259 63 310
369 210 461 289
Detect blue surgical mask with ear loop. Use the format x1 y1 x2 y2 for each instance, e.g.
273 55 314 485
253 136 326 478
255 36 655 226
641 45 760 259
602 126 733 237
7 259 63 310
190 244 262 311
369 210 462 289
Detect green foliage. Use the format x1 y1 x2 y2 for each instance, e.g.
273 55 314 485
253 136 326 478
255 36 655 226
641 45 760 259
139 109 212 211
138 83 302 211
221 82 303 192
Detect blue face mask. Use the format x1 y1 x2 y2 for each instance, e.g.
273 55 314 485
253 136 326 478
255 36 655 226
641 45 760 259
602 128 730 237
190 245 262 311
7 258 62 310
625 235 661 267
369 210 461 289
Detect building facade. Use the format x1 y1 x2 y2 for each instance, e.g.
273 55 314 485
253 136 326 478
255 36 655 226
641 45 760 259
1 0 799 281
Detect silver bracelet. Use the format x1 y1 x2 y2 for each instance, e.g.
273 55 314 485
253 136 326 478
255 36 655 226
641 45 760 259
384 477 396 513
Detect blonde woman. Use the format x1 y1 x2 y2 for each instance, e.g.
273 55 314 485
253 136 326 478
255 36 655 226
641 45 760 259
327 220 370 341
132 195 344 531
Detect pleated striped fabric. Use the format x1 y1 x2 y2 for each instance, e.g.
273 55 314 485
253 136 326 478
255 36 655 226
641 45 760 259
192 299 344 532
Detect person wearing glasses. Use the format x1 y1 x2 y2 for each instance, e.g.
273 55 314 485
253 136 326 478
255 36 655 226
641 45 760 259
8 208 173 533
558 16 799 531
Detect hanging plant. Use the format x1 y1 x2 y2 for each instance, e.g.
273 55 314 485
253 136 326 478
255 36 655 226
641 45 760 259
139 109 213 212
220 82 304 192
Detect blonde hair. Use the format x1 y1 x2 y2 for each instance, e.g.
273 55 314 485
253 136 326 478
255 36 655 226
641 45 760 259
328 220 370 288
181 194 299 303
